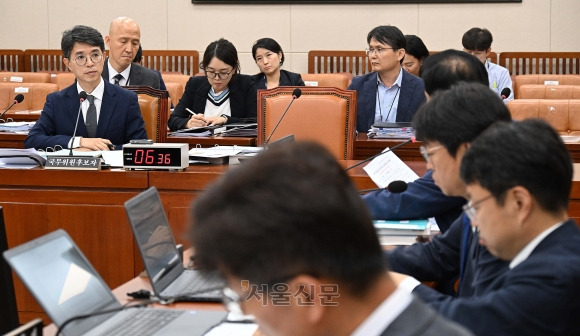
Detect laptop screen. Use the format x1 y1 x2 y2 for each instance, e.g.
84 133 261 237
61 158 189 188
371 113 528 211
125 187 181 285
3 230 120 327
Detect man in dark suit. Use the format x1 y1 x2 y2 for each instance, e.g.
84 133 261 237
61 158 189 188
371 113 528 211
455 119 579 335
25 25 147 151
390 84 580 335
189 141 473 336
102 17 166 91
348 25 426 133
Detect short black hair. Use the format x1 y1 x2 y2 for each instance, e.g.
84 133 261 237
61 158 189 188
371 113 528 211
200 38 240 75
414 81 512 157
190 142 386 297
461 119 572 213
252 38 285 66
462 27 493 51
420 49 489 96
404 35 430 61
367 25 406 64
61 25 105 59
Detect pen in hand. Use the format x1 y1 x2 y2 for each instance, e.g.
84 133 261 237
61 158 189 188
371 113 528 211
186 108 197 116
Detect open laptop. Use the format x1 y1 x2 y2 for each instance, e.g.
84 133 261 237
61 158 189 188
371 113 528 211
125 187 223 302
2 229 226 336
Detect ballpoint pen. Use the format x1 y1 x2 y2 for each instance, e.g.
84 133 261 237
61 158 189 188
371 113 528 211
186 108 197 116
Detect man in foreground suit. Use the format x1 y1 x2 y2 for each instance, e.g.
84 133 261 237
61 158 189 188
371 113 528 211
458 119 579 334
103 17 166 90
25 25 147 151
189 142 473 336
348 25 426 133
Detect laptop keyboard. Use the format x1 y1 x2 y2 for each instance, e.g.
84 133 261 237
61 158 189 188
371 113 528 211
104 309 182 336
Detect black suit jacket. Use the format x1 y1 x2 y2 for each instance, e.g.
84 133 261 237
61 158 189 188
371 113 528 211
348 70 426 132
167 75 257 131
102 58 167 91
382 297 474 336
394 219 580 336
24 81 147 150
251 69 305 89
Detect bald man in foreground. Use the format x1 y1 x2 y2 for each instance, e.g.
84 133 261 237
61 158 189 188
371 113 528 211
102 16 166 90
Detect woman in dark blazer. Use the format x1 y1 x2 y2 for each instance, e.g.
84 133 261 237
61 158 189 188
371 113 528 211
251 38 304 89
168 38 257 131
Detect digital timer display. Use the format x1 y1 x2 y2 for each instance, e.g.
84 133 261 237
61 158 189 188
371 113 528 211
124 148 181 166
122 143 189 170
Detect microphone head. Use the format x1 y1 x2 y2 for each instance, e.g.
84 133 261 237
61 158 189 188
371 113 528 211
292 88 302 99
387 180 408 193
78 91 88 101
14 94 24 104
500 88 511 99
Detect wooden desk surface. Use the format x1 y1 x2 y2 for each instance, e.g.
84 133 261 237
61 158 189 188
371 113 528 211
4 161 580 327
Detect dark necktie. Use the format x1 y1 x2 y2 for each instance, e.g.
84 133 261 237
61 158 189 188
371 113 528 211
85 95 97 138
113 73 124 86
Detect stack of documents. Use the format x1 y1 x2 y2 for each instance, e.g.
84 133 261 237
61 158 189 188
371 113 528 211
188 146 262 164
0 121 35 133
374 219 430 246
368 126 415 139
0 148 46 168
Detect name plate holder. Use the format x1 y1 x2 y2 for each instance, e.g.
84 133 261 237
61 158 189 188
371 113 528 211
44 156 101 170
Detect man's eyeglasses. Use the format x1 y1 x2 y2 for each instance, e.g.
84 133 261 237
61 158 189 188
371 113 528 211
205 70 233 80
419 145 443 162
365 47 395 56
463 194 494 221
72 53 103 66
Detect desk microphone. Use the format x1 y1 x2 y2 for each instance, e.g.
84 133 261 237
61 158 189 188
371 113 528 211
0 94 24 119
359 180 408 194
345 137 416 171
264 88 302 146
500 87 511 100
69 91 88 156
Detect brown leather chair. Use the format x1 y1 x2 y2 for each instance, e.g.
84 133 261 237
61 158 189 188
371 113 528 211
301 73 352 90
53 73 76 91
0 83 58 112
123 86 169 143
506 99 578 135
518 84 580 99
512 74 580 98
257 86 357 160
0 72 51 84
161 73 190 105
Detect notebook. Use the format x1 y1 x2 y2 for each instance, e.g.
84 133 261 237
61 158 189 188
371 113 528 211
2 229 226 336
125 187 224 302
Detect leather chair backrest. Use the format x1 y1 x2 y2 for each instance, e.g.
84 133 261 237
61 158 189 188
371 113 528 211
0 83 58 112
518 84 580 99
123 86 169 143
513 75 580 98
0 72 51 84
53 73 76 91
257 86 357 160
301 73 352 90
164 82 184 107
507 99 576 134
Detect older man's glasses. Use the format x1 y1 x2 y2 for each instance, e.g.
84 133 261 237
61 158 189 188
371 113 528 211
72 53 104 66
